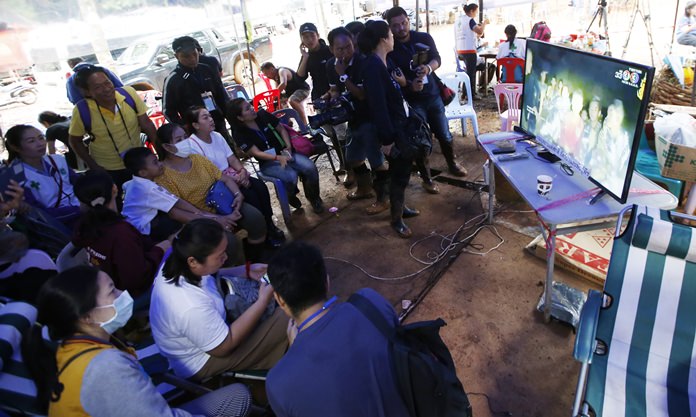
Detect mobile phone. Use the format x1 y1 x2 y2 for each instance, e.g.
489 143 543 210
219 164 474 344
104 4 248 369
260 273 271 285
492 148 517 154
0 164 25 197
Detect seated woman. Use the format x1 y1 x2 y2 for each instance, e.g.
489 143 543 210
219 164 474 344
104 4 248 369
72 170 170 298
226 98 324 214
496 25 526 83
4 124 81 229
179 106 285 247
154 123 268 263
150 219 288 381
22 265 252 417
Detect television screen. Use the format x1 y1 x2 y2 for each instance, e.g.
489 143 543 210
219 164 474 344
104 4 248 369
519 39 655 203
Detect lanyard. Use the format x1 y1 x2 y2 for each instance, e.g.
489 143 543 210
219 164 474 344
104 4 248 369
296 296 338 332
95 101 133 156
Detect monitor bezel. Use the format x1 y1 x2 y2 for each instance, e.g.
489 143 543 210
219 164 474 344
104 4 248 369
519 39 655 204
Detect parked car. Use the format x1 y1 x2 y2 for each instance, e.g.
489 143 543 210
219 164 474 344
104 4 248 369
114 27 272 90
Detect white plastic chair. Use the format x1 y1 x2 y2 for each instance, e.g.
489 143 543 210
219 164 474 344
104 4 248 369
439 72 479 140
493 83 523 131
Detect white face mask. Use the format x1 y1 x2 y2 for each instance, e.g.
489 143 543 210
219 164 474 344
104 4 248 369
166 141 190 158
94 291 134 334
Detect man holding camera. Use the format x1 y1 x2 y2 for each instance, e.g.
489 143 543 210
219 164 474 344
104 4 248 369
326 27 391 213
385 6 467 194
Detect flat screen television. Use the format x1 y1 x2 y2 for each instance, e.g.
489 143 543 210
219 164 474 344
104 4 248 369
519 39 655 203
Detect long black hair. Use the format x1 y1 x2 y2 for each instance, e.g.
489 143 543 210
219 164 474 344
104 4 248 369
505 24 517 49
73 170 122 241
4 124 35 162
21 266 101 408
225 98 249 131
183 105 207 136
357 20 391 53
162 218 225 287
38 111 68 126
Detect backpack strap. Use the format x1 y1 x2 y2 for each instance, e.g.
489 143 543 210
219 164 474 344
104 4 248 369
115 87 137 112
347 293 396 340
76 99 92 136
57 346 103 377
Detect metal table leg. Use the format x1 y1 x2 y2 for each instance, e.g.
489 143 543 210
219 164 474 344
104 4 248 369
488 159 495 224
544 224 557 323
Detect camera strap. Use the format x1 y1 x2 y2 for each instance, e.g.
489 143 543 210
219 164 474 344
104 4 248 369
267 124 287 149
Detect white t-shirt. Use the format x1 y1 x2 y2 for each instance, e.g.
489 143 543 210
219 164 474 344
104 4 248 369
20 155 79 209
178 132 234 171
497 38 527 59
149 272 229 378
122 176 179 235
455 15 477 53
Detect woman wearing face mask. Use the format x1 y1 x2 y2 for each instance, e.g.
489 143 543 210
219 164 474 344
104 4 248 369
153 123 268 263
21 265 253 417
72 170 170 298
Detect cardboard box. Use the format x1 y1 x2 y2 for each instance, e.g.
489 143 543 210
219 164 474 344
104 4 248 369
655 134 696 182
526 227 615 287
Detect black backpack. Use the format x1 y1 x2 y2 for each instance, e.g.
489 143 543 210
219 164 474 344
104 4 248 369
349 293 473 417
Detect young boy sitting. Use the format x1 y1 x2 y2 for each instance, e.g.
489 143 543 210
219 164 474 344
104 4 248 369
122 147 214 241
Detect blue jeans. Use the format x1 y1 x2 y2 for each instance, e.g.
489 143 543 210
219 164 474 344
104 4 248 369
410 95 453 146
346 121 385 169
260 152 320 201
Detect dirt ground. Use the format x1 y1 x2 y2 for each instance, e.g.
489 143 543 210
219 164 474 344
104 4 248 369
268 93 602 417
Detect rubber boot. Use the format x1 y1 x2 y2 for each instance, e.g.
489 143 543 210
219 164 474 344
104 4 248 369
389 191 412 238
441 140 467 177
347 164 374 200
416 157 440 194
366 169 390 215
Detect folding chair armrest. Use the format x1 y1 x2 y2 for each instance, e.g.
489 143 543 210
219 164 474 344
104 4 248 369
573 289 602 363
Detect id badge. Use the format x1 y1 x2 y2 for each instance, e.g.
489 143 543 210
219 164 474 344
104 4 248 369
201 92 217 112
264 148 277 156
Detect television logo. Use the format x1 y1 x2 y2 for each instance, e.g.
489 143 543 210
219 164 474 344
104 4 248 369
614 68 642 88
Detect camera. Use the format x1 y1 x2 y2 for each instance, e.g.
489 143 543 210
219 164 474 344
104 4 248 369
308 94 356 129
410 43 430 70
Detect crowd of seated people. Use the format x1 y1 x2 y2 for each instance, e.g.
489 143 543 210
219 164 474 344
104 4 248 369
0 11 468 415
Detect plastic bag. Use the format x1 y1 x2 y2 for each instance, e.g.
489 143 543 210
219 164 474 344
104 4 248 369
653 112 696 147
536 281 587 329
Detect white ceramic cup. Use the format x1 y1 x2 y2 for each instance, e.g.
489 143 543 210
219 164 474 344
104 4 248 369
537 174 553 196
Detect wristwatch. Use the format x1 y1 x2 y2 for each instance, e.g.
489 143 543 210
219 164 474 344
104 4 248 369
339 74 349 83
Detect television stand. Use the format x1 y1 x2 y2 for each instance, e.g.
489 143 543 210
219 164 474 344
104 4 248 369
589 189 608 205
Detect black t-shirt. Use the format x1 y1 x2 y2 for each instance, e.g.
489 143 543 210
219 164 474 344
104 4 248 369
199 54 223 75
278 67 309 96
232 109 283 157
326 53 370 125
298 40 333 100
387 31 441 102
45 120 71 146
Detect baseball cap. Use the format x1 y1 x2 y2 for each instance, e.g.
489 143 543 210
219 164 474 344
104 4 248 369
172 36 199 53
299 22 318 35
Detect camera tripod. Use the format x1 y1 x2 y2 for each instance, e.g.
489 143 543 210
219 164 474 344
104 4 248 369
621 0 655 66
586 0 611 56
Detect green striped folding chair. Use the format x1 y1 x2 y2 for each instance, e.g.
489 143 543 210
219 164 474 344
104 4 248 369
0 301 45 415
572 204 696 417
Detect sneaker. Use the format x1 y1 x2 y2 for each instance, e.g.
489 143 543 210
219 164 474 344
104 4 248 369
266 225 286 248
289 195 303 209
311 199 325 214
422 181 440 194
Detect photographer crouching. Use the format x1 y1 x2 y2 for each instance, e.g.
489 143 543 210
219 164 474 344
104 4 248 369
320 27 390 214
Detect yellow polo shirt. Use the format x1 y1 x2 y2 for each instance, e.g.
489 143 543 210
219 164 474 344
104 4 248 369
155 154 221 212
68 86 148 171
